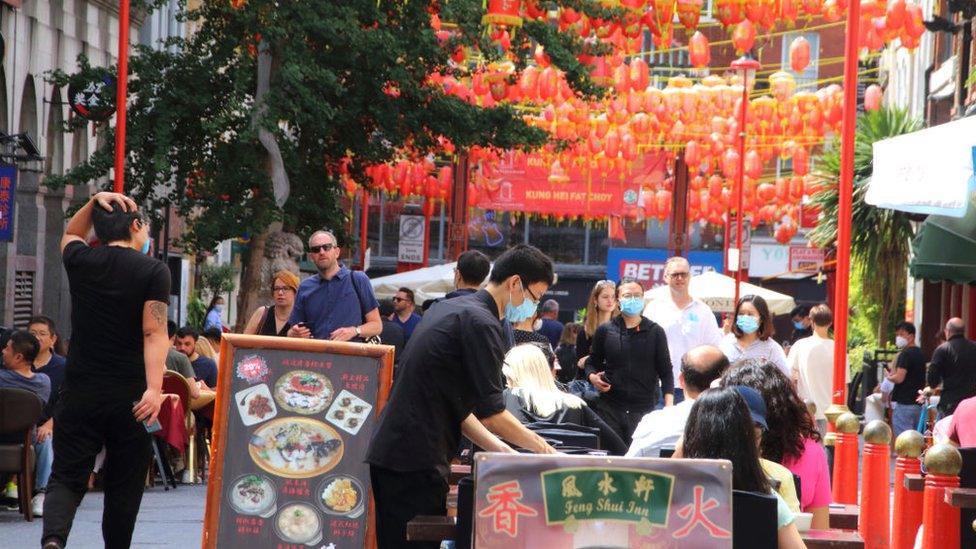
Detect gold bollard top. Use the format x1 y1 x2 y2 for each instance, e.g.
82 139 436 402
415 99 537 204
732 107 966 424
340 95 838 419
924 443 963 476
894 430 925 458
835 412 860 434
863 419 892 445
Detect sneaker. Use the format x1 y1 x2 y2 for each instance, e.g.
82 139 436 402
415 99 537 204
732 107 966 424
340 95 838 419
3 480 16 499
42 537 64 549
31 493 44 517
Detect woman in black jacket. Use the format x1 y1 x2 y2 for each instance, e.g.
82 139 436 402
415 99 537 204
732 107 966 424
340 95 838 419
501 344 627 455
584 278 673 444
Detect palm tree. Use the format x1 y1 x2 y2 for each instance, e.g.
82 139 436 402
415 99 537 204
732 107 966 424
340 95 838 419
808 107 922 346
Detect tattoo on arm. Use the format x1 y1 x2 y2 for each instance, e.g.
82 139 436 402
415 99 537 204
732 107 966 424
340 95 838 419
148 301 168 328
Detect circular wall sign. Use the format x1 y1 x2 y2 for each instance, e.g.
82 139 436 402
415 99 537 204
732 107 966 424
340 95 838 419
67 69 117 121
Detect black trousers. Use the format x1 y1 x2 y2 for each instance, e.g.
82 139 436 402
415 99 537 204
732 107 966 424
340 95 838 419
370 465 449 549
595 399 653 446
42 392 152 549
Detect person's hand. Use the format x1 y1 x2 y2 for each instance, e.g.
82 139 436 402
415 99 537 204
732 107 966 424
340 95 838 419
288 324 312 339
330 327 358 341
722 316 732 334
577 355 588 369
133 387 163 424
916 387 931 404
35 421 53 443
93 192 137 213
589 372 611 393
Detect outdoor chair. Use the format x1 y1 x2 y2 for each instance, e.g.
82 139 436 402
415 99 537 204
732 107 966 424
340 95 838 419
0 387 44 521
959 447 975 547
161 371 196 485
732 489 778 549
455 475 474 549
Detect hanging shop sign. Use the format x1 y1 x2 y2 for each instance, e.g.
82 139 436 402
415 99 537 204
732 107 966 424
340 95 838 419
67 68 117 122
0 165 16 242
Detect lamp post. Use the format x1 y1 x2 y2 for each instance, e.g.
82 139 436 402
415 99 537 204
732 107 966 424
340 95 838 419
730 56 760 306
113 0 131 193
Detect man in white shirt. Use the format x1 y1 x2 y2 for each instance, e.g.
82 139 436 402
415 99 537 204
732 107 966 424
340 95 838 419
626 345 729 457
645 257 723 403
787 304 835 435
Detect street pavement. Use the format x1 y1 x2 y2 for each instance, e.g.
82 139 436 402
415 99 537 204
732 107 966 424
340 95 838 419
0 484 205 548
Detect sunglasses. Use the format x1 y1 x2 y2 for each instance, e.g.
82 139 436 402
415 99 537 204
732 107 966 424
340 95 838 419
392 297 411 303
308 243 336 254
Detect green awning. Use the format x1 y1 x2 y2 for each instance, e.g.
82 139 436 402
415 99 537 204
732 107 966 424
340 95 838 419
910 204 976 283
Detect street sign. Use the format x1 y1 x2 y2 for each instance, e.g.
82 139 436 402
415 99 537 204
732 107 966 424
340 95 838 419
397 214 425 264
728 219 751 270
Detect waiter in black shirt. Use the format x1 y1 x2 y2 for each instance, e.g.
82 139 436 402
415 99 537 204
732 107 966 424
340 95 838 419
585 278 673 444
42 193 170 549
921 317 976 417
366 244 558 548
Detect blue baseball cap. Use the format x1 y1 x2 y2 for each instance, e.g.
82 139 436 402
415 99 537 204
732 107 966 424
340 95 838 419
731 385 768 431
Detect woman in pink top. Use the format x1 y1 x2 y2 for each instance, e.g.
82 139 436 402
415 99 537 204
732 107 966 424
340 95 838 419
723 358 832 529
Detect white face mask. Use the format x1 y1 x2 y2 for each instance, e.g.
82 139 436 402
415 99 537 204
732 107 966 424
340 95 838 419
895 335 908 349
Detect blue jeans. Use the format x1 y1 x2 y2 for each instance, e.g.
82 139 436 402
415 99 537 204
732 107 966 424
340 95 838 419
34 436 53 492
892 403 922 438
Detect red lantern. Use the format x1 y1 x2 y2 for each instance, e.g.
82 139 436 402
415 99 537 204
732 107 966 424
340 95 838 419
864 84 883 111
714 0 746 26
780 0 799 23
630 58 650 90
744 149 762 180
685 140 702 167
732 20 757 53
689 31 711 68
886 0 906 28
793 147 810 176
789 37 811 73
483 0 523 28
904 3 925 39
757 182 776 202
676 0 704 30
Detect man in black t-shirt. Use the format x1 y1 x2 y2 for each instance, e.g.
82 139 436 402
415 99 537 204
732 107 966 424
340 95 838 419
174 326 218 388
42 193 170 549
367 245 558 548
887 321 926 438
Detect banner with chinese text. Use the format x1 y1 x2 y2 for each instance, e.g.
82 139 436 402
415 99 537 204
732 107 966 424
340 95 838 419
0 165 16 242
474 453 732 548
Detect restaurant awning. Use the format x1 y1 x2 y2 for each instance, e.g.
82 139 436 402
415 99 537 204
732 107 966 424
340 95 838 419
910 202 976 283
867 115 976 218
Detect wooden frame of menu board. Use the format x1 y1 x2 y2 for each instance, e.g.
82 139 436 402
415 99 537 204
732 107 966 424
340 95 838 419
202 334 394 549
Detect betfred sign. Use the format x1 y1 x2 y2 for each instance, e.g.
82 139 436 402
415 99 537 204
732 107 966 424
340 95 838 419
607 248 725 290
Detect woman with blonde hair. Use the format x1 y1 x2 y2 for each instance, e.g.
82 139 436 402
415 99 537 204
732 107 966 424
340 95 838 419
195 335 218 362
575 280 618 368
244 270 300 336
502 344 626 455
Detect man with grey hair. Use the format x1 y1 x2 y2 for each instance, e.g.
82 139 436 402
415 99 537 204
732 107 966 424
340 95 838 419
645 256 722 404
287 229 382 341
536 298 564 348
921 317 976 417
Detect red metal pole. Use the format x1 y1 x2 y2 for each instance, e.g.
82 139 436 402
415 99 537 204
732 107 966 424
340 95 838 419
359 188 369 270
832 413 859 504
892 431 924 549
113 0 130 193
858 421 891 549
830 0 861 415
920 444 962 549
734 79 747 306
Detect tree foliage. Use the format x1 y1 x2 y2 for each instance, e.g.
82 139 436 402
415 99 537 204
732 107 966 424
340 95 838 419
808 107 922 346
47 0 610 252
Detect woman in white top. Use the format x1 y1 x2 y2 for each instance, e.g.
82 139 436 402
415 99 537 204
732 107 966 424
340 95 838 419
719 295 789 375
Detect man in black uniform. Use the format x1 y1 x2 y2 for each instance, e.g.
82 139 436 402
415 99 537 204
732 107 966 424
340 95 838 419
922 317 976 417
367 244 558 548
42 193 170 549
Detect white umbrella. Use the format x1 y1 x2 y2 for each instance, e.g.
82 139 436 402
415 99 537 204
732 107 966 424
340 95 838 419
643 271 796 315
369 262 461 304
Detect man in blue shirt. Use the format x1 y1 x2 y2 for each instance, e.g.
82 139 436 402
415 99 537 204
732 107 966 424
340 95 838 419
174 327 218 388
28 316 67 516
288 230 382 341
390 287 422 343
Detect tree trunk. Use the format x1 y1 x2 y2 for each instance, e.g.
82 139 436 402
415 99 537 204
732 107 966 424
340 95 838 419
235 221 281 332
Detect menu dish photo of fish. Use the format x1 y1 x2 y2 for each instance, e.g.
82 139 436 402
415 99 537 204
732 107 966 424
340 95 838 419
325 390 373 436
248 417 344 479
227 474 277 518
274 370 334 414
274 502 322 546
317 475 365 519
235 384 278 427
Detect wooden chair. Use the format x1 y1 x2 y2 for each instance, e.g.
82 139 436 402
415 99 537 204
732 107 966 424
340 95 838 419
162 371 197 483
732 489 778 549
0 388 44 521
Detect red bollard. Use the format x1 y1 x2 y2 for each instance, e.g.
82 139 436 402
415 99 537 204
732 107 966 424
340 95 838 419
921 444 962 549
859 420 891 548
892 430 924 549
832 412 859 504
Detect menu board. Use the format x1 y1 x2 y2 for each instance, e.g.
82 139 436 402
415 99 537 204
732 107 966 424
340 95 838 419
203 335 394 549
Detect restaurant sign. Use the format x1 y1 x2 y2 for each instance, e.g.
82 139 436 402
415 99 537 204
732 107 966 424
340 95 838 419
474 453 732 548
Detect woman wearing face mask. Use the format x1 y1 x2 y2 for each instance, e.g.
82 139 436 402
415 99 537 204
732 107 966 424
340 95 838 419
204 296 225 332
584 278 673 444
719 295 789 376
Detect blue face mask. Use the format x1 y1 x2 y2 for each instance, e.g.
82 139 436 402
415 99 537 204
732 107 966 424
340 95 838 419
214 304 224 314
736 315 760 334
619 297 644 316
793 320 806 330
140 238 151 255
504 283 538 323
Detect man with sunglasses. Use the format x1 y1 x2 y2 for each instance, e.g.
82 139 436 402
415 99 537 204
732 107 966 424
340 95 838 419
287 230 382 342
390 287 421 343
367 244 559 548
644 256 722 405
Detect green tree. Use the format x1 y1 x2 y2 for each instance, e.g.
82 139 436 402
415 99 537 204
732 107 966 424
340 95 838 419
47 0 617 329
808 107 921 347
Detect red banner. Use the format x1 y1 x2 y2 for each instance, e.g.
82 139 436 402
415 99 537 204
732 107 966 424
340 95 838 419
475 153 668 218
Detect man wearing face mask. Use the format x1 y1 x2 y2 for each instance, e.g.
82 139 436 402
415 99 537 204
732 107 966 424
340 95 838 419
585 278 673 445
366 244 558 548
886 321 926 438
